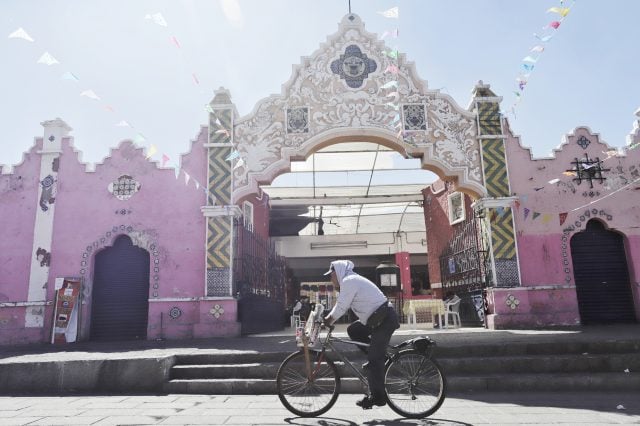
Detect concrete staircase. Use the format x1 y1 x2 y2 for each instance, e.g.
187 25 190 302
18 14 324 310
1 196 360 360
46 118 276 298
163 339 640 394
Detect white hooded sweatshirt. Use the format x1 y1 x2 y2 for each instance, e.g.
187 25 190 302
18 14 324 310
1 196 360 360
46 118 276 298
327 260 387 324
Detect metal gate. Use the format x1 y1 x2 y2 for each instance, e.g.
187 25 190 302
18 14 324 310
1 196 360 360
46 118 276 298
90 235 150 341
571 220 636 324
233 219 287 334
438 214 490 327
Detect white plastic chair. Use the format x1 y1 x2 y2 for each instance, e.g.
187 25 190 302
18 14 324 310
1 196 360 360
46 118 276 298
443 296 462 329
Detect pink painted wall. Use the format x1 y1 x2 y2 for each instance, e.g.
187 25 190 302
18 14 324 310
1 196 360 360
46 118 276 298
502 119 640 326
0 141 42 301
0 140 44 343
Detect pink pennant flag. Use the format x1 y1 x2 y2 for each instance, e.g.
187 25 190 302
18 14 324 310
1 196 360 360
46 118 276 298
104 105 115 112
192 73 200 85
385 64 399 74
547 21 561 29
162 154 170 167
170 36 181 48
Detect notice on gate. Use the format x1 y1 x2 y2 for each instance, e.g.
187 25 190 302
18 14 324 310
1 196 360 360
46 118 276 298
51 278 81 344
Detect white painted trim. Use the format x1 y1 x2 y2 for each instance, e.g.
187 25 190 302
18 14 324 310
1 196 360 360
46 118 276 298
204 143 233 148
488 285 577 291
476 135 505 140
149 297 236 302
0 301 53 307
472 197 519 210
201 205 242 217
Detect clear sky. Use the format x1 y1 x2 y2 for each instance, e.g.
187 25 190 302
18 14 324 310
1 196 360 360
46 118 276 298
2 0 639 170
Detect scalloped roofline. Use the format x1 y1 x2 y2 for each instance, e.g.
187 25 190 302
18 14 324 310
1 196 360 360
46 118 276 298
234 13 473 125
504 117 632 161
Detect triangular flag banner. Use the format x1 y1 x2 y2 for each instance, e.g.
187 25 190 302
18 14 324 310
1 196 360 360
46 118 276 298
195 181 200 189
192 73 200 85
385 64 399 74
548 178 560 184
146 144 157 159
234 157 245 170
532 212 541 220
205 104 215 114
8 27 34 42
548 21 561 29
37 52 59 66
378 7 399 18
170 36 180 48
534 34 553 42
384 50 399 59
563 171 576 176
115 120 132 127
547 7 570 17
80 89 100 100
559 212 568 226
104 105 115 112
145 12 168 27
523 64 534 71
174 168 180 179
162 154 170 167
522 55 538 63
61 71 79 81
524 208 531 220
184 171 190 185
134 133 146 144
225 150 240 161
530 45 545 53
542 214 552 224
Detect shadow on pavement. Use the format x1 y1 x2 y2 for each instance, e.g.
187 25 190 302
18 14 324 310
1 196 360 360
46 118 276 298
284 417 471 425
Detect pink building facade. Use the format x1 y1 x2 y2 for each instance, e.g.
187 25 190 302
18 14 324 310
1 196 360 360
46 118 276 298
422 113 640 329
0 120 244 345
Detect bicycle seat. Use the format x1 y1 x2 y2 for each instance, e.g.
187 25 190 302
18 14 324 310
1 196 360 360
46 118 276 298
391 336 435 353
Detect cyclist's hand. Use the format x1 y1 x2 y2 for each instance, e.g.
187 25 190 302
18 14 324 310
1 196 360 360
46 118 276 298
322 316 333 328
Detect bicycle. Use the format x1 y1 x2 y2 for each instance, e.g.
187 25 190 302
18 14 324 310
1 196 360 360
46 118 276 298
276 315 447 419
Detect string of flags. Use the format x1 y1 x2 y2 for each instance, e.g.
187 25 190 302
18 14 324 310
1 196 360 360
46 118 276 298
7 13 212 196
507 1 575 117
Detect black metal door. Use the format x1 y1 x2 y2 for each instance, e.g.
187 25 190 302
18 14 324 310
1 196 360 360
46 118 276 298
234 220 286 335
571 220 636 324
90 235 151 340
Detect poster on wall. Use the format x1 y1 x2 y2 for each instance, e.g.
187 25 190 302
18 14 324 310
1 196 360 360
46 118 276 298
51 278 81 344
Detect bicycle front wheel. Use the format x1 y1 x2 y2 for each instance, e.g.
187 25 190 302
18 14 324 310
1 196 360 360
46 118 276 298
276 350 340 417
384 350 446 419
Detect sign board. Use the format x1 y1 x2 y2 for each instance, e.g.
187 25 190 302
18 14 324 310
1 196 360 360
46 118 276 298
51 278 81 344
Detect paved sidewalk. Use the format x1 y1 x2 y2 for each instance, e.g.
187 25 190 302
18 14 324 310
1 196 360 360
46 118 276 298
0 392 638 425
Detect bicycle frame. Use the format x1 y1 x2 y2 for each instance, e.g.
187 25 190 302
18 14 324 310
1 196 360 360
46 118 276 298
304 326 400 386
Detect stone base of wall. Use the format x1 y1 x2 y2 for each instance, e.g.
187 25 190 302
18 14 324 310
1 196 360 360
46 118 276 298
148 299 241 340
485 286 581 329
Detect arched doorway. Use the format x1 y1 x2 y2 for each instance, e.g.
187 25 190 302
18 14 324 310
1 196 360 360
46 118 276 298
570 220 636 324
90 235 151 340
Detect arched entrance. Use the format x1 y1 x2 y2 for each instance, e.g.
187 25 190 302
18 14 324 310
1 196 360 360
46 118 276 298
570 220 636 324
90 235 151 340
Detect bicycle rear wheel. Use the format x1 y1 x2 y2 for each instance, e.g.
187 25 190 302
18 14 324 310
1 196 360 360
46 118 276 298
384 349 446 419
276 350 340 417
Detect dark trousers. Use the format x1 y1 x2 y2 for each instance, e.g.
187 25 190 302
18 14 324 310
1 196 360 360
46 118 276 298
347 307 400 398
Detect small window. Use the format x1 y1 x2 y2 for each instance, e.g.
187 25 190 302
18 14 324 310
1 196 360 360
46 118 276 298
447 192 465 225
243 201 254 231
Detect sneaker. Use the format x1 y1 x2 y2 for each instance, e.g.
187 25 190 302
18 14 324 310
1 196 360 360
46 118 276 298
356 395 386 409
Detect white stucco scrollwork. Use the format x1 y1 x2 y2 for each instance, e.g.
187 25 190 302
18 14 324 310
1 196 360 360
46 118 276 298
231 13 484 201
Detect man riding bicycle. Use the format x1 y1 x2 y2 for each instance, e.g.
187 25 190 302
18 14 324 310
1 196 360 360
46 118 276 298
322 260 400 409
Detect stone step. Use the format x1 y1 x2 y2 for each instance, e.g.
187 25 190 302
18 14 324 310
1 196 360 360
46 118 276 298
164 372 640 394
171 339 640 366
169 353 639 380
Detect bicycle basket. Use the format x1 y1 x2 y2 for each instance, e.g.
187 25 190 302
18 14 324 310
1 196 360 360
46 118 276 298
295 304 323 347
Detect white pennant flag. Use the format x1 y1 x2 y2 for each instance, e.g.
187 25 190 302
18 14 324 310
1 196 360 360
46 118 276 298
144 12 168 27
8 27 34 42
115 120 132 127
80 89 101 100
378 7 399 18
37 52 59 65
234 157 245 170
184 171 191 185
